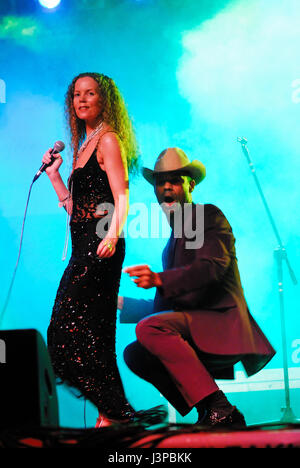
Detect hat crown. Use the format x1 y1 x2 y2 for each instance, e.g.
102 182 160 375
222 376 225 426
142 147 206 186
154 148 190 173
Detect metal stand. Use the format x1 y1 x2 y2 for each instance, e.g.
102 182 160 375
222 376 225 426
237 137 298 424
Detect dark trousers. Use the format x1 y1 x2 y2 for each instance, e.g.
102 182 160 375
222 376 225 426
124 311 240 416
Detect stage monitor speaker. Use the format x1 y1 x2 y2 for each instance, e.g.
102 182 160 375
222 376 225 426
0 329 59 429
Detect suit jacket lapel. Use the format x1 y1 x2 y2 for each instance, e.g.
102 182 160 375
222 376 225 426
162 229 177 270
162 203 197 270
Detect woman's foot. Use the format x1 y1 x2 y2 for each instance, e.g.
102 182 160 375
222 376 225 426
95 405 167 428
95 414 130 428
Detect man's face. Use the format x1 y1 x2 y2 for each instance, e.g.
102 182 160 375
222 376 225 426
154 172 195 215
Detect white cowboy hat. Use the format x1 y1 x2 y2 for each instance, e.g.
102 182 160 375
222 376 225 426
142 148 206 186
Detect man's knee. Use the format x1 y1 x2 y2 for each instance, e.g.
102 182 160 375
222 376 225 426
123 341 156 380
123 342 139 371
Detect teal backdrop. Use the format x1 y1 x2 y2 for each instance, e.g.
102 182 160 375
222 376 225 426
0 0 299 427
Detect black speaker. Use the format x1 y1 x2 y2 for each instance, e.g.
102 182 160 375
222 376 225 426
0 329 59 429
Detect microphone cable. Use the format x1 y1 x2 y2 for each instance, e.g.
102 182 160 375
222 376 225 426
0 140 65 328
0 180 34 328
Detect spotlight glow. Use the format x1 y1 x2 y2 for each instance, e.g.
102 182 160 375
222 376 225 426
38 0 61 9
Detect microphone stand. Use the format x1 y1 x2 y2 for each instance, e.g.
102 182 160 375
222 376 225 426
237 137 298 424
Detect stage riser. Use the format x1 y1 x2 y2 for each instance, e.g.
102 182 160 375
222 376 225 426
129 430 300 448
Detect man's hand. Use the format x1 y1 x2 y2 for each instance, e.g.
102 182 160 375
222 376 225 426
123 265 162 289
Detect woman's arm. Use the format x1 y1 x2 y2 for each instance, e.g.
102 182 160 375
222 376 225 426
42 149 72 215
96 132 129 258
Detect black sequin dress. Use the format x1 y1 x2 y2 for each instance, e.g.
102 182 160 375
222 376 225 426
47 147 133 419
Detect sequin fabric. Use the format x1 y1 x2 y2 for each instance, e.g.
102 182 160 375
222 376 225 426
47 148 134 419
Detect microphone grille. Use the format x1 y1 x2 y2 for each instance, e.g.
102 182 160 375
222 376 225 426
53 140 65 153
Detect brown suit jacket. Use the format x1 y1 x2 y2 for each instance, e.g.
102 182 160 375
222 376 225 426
121 203 275 378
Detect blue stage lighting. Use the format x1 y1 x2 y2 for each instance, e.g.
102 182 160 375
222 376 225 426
38 0 61 9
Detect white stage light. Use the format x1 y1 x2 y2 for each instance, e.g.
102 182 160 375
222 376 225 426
38 0 61 9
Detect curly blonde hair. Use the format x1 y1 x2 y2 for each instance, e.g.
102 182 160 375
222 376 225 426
65 72 140 174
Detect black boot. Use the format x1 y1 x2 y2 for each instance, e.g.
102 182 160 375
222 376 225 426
199 406 246 429
195 391 246 429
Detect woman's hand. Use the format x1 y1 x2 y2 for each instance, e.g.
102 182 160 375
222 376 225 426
97 237 117 258
117 296 124 310
42 148 63 178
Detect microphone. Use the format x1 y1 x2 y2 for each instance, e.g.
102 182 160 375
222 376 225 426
33 140 65 183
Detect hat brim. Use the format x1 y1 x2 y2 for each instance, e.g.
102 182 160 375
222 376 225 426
142 161 206 186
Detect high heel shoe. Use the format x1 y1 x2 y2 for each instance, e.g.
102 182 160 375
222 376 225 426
95 405 168 428
95 414 125 428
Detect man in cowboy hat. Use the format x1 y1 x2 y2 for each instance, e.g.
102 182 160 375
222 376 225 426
121 147 275 428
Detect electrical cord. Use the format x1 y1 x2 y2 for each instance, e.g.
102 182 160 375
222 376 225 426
0 181 34 327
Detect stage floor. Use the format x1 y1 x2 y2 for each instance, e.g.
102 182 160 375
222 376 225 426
0 422 299 449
